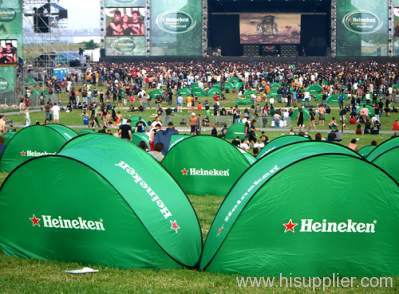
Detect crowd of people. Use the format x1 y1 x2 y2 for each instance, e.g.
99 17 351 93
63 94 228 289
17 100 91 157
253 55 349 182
18 60 399 157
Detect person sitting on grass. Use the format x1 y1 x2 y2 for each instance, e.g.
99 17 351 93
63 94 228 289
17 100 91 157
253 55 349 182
348 139 358 151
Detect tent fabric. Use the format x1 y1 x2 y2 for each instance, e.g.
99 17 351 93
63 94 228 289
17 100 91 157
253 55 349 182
208 87 222 96
358 145 376 157
257 135 310 160
290 108 310 121
162 136 252 196
367 137 399 162
370 145 399 183
149 89 163 99
132 132 149 146
178 88 192 96
237 148 256 165
225 124 246 140
169 134 191 150
305 84 323 95
0 125 77 172
0 134 202 269
201 142 399 276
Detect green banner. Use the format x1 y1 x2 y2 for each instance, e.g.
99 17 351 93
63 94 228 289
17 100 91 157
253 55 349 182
0 66 16 103
105 37 146 56
337 0 388 56
150 0 202 56
104 0 145 8
0 0 23 58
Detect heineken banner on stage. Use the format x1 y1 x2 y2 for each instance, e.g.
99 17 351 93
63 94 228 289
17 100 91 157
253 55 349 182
150 0 202 56
105 37 146 56
0 0 23 57
162 136 252 196
104 0 145 8
0 66 16 104
201 142 399 276
337 0 388 56
0 134 202 269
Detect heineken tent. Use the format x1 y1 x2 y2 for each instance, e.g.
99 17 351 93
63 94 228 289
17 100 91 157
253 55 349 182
78 129 97 135
178 87 192 97
169 134 191 150
200 141 399 276
237 148 256 165
257 135 310 159
0 134 202 269
130 116 148 129
208 87 222 96
0 125 77 172
358 145 376 157
367 137 399 162
192 88 207 97
367 137 399 182
306 84 323 95
149 89 163 100
225 123 246 140
162 136 252 196
132 132 149 146
291 108 310 121
2 131 16 145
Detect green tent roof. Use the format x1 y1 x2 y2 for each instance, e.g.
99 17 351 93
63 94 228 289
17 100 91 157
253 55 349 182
0 125 77 172
225 124 246 140
367 137 399 162
201 142 399 276
169 134 191 150
358 145 376 157
162 136 252 196
0 134 202 269
257 135 310 160
132 132 149 146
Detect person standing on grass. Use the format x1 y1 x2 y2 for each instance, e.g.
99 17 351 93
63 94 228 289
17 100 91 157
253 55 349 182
118 119 132 141
51 103 60 123
190 113 198 135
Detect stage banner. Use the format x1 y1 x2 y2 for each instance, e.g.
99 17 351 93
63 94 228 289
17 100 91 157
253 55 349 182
150 0 202 56
105 37 146 56
394 0 399 56
0 0 23 58
0 66 16 104
104 0 145 8
336 0 388 56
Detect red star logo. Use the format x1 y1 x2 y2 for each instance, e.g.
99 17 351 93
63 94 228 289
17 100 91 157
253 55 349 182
20 151 27 156
30 215 41 227
170 220 180 233
217 226 224 236
181 168 188 176
283 219 298 233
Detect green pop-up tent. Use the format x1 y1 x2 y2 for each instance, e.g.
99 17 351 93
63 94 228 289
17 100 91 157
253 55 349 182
162 136 252 196
178 87 192 96
169 134 191 150
358 145 376 157
0 134 202 269
368 137 399 182
0 125 77 172
225 123 246 140
132 132 149 146
208 87 222 96
149 89 163 100
257 135 310 160
200 141 399 276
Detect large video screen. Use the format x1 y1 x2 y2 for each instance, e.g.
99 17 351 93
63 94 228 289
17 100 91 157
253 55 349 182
105 8 145 37
0 40 18 65
240 14 301 45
